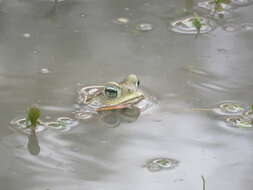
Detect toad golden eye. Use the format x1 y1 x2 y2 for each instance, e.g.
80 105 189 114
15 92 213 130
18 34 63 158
104 86 120 98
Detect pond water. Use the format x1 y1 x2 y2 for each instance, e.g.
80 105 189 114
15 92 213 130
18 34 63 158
1 0 253 189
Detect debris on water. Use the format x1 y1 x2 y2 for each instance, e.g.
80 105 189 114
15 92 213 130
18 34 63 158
40 68 50 74
170 15 216 34
144 158 179 172
136 23 153 32
23 33 31 38
115 17 129 24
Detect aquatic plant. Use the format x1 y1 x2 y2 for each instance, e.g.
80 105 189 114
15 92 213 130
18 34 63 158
214 0 231 12
192 12 202 38
26 107 41 129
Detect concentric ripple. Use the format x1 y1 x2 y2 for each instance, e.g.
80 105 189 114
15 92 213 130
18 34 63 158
197 0 253 10
214 102 245 115
170 15 216 34
243 110 253 119
144 158 179 172
225 117 252 128
46 117 79 131
231 0 253 7
198 1 232 10
10 117 46 134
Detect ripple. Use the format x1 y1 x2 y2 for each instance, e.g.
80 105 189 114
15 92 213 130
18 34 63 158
231 0 253 7
144 158 179 172
241 23 253 31
170 15 216 34
136 23 153 32
242 110 253 119
214 102 245 115
10 117 46 134
222 23 241 32
225 117 252 128
211 10 233 19
197 1 232 11
46 117 78 131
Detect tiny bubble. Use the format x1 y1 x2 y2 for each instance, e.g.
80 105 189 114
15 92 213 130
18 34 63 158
23 33 31 38
40 68 50 74
80 13 87 18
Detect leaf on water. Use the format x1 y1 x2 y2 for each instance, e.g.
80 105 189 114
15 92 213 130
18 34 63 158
27 107 41 128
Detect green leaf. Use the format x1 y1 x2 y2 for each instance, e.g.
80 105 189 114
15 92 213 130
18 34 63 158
27 107 41 128
192 13 202 29
215 0 231 4
251 105 253 111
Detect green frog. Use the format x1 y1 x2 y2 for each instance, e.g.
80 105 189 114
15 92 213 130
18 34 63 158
78 74 145 112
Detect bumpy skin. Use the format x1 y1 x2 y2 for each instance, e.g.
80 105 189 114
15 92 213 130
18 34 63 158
89 74 145 111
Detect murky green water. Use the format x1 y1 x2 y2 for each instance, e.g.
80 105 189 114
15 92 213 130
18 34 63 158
1 0 253 189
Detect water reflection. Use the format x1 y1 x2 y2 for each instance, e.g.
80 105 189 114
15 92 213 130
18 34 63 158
98 107 141 128
27 128 40 155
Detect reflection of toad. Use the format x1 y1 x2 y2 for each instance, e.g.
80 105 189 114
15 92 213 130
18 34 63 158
98 107 141 128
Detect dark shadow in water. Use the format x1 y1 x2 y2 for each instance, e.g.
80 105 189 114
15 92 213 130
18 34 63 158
98 107 141 128
27 128 40 156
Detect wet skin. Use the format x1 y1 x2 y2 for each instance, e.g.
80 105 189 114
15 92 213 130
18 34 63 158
82 74 145 111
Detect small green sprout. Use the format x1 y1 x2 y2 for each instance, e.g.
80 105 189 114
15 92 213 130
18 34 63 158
192 12 202 38
26 107 41 129
214 0 231 12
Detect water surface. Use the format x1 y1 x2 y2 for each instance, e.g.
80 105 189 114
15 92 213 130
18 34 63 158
1 0 253 190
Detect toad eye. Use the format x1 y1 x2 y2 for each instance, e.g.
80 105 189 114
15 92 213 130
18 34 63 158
104 86 120 98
